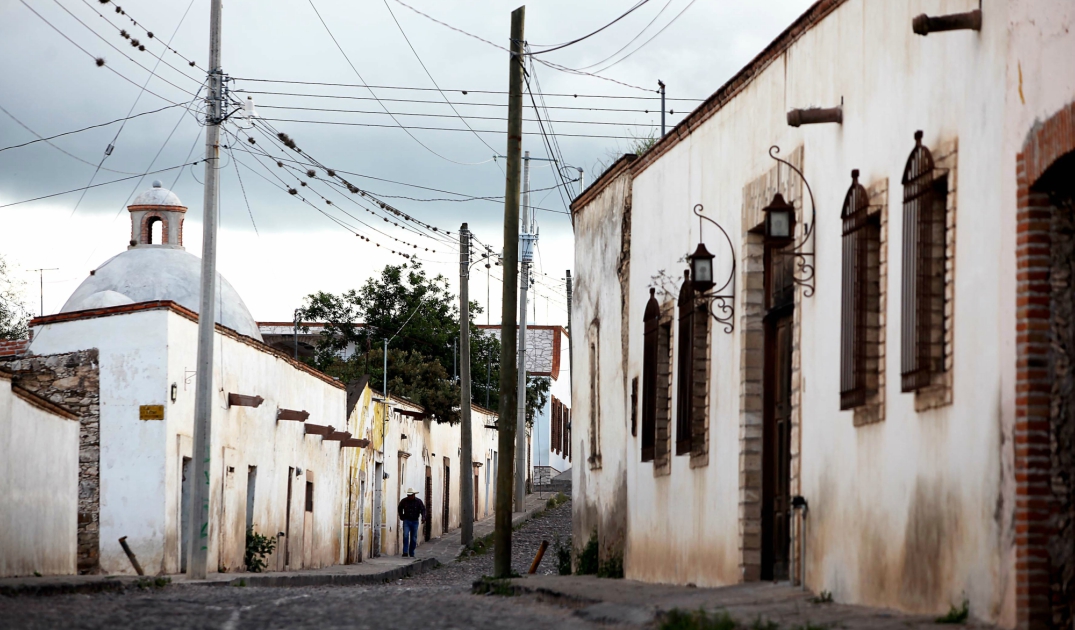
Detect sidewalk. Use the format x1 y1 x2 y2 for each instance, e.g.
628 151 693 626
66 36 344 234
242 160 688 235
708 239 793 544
0 492 554 596
504 575 998 629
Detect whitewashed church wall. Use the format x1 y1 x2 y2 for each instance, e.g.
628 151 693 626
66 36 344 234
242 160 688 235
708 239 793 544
0 376 79 577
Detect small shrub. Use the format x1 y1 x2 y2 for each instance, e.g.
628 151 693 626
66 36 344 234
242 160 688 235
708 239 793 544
244 527 276 573
472 575 519 596
597 554 624 579
546 497 558 509
554 535 572 575
751 617 779 630
135 577 170 590
811 590 833 604
659 608 737 630
575 531 599 575
936 600 969 624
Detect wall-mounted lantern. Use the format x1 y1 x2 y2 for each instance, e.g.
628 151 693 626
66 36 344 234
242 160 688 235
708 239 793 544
762 193 796 246
912 10 981 36
764 145 817 297
688 204 736 333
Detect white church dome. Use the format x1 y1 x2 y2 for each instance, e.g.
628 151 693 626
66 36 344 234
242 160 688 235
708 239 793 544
58 184 264 341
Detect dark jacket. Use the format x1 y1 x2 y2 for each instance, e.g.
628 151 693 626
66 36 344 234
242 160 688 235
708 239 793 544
398 495 426 521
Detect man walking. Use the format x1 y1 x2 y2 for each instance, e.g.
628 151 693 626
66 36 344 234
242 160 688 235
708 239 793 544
397 488 425 558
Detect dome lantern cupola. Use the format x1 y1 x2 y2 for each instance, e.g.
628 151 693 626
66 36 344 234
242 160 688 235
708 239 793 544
128 180 186 249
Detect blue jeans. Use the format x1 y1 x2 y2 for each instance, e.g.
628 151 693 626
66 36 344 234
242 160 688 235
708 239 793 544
402 519 420 556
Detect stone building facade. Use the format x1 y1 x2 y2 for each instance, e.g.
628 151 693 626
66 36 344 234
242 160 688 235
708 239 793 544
2 349 101 574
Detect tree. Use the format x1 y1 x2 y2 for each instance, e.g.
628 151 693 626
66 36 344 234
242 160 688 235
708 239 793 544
0 254 30 340
298 261 548 426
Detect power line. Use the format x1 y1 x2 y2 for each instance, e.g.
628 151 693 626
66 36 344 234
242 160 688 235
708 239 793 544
230 78 702 101
253 117 652 140
234 89 678 114
49 0 202 97
254 104 666 128
18 0 182 105
588 0 698 74
0 104 141 175
306 0 493 167
572 0 674 70
526 0 651 55
87 0 204 71
381 0 500 160
0 162 198 208
0 103 185 153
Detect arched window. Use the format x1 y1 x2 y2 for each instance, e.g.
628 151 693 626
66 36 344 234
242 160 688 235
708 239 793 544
149 217 163 244
641 288 660 462
840 170 881 409
900 131 948 392
676 271 710 458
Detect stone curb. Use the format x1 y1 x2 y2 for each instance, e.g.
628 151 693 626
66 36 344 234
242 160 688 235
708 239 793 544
0 577 145 597
209 558 440 588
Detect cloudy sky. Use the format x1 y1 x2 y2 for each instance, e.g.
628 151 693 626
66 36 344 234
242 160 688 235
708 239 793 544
0 0 813 327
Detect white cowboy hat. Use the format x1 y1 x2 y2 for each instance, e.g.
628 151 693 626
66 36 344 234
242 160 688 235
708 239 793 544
406 488 417 495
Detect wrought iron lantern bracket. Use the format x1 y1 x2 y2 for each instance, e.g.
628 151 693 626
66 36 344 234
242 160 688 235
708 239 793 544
768 145 817 297
690 204 736 333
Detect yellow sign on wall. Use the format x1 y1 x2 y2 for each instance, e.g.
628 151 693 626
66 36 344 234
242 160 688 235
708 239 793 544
139 405 165 421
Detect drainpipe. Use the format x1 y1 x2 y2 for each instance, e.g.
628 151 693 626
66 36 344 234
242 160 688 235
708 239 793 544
791 495 809 589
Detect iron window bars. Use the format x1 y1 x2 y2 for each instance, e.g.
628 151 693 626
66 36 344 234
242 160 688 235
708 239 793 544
840 170 882 409
900 131 948 392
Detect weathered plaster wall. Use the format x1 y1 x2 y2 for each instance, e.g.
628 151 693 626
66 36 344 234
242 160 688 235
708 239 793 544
572 164 631 567
567 0 1075 623
3 349 101 574
0 375 79 577
28 307 348 575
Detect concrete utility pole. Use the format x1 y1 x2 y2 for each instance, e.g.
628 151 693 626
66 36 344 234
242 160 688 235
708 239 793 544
515 151 533 512
188 0 224 580
459 223 474 545
293 308 299 359
566 270 573 397
30 268 58 317
494 4 525 580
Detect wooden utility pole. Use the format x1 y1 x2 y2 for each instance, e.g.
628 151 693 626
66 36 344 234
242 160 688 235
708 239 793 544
459 223 474 545
188 0 224 580
494 4 525 579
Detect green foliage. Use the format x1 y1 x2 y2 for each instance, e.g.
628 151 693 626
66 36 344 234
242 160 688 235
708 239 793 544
554 536 573 576
0 254 30 341
298 261 554 424
467 532 494 556
576 530 599 575
936 600 969 624
244 528 276 573
811 590 833 604
472 575 518 596
135 577 171 590
597 554 624 579
751 617 779 630
659 609 737 630
526 376 551 428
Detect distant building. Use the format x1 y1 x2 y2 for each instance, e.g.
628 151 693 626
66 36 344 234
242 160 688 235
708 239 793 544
569 2 1075 628
477 324 571 488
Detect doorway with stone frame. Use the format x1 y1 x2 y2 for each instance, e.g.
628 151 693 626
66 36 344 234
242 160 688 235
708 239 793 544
1014 101 1075 630
739 147 806 584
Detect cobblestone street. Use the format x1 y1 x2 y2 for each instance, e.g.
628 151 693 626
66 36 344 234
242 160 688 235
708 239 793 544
0 500 578 630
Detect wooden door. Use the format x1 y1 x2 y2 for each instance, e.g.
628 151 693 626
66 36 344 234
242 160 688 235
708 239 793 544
762 309 793 581
442 462 451 534
424 467 433 541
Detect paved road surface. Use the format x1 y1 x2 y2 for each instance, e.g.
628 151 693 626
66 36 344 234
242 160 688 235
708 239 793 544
0 501 577 630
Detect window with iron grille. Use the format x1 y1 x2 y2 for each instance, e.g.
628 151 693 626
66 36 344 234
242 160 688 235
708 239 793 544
900 131 948 392
840 170 881 409
675 274 711 457
641 289 660 462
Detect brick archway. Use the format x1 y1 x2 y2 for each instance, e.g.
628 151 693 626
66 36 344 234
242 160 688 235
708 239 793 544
1014 100 1075 630
140 212 169 245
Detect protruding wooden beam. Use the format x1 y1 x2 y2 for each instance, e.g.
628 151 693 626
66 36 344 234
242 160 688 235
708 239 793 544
277 408 309 422
912 10 981 36
341 438 369 448
304 423 331 436
228 393 264 408
324 431 352 441
787 106 842 127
